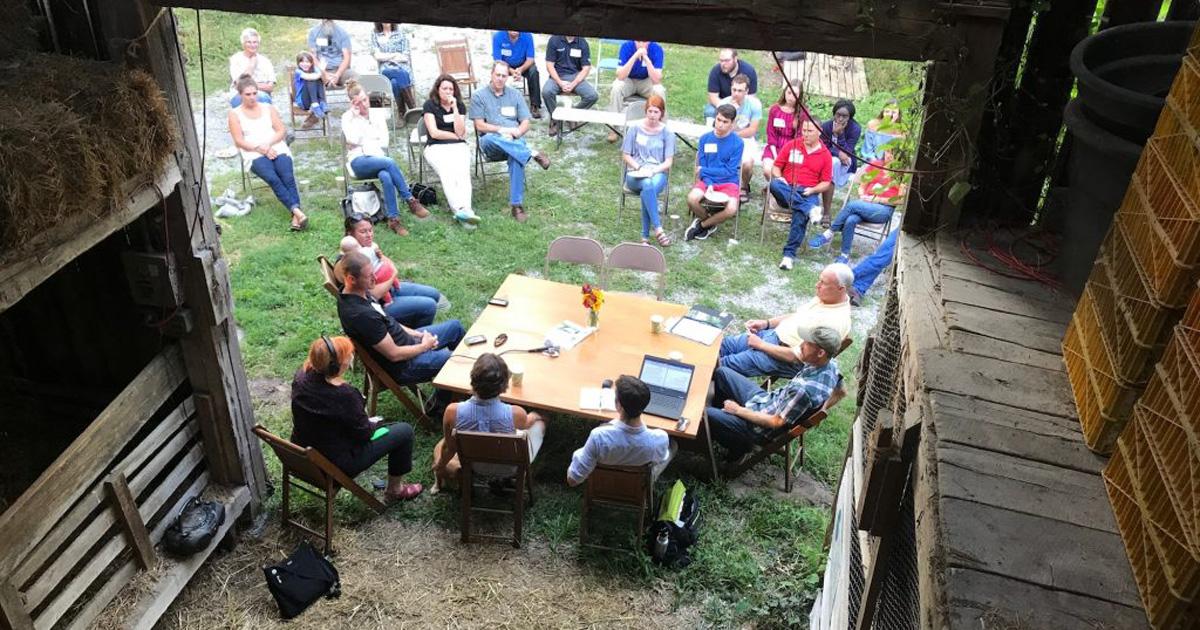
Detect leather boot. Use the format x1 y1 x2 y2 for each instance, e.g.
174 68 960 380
407 197 430 218
387 217 409 236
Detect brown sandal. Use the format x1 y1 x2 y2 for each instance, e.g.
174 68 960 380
655 229 672 247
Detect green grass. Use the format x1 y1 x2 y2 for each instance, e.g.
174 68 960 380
182 11 910 626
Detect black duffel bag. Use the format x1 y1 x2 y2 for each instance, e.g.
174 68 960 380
163 496 225 556
263 541 341 619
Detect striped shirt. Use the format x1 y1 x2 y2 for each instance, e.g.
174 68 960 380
746 360 840 438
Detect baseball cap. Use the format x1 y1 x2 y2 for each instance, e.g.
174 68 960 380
802 326 843 358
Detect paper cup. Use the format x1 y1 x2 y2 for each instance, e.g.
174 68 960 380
650 314 664 334
509 363 524 387
668 351 684 362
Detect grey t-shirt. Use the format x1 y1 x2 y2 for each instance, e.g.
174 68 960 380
469 85 531 129
308 23 352 70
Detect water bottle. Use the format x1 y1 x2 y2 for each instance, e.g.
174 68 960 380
654 530 669 560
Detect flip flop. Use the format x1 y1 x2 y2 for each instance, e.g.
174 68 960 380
290 217 309 232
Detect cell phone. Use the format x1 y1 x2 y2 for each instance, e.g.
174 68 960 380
488 298 509 307
465 334 486 345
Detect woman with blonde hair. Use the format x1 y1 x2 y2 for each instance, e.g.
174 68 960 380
228 75 308 231
290 335 422 502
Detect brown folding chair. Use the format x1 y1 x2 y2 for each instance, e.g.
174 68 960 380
317 255 341 299
724 404 830 492
579 463 653 550
455 430 535 548
544 235 606 279
252 425 386 555
435 38 478 97
605 242 667 300
352 340 432 429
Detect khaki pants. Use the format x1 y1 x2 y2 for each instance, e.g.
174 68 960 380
609 78 666 112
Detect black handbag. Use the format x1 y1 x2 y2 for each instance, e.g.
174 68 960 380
263 541 341 619
411 182 439 206
163 496 226 556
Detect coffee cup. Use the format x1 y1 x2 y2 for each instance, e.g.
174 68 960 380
509 363 524 387
668 351 684 362
650 314 664 334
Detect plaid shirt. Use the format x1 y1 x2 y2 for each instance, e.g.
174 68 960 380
745 360 840 438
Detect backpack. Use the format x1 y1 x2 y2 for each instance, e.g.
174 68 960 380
263 541 341 619
340 182 382 220
411 182 439 206
162 496 225 556
645 480 702 568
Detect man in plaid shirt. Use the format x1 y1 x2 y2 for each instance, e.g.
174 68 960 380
706 326 843 462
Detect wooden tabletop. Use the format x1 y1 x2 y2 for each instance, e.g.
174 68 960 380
432 274 721 438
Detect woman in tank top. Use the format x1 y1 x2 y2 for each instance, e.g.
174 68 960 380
227 75 308 231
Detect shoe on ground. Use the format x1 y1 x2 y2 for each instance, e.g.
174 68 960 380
301 114 320 130
834 253 849 265
387 217 409 236
607 130 619 143
511 205 528 223
312 103 326 119
849 287 863 307
548 120 559 137
739 188 750 204
454 209 482 225
407 197 430 218
779 256 794 271
809 233 832 249
684 218 701 241
533 152 551 170
436 294 452 312
694 222 715 240
531 107 542 120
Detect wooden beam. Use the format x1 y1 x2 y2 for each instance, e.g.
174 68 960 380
159 0 956 62
104 474 156 571
0 580 32 630
0 345 187 576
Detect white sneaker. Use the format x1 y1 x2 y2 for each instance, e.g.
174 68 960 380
778 256 794 271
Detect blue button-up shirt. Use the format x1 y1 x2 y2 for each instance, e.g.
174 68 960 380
746 360 839 438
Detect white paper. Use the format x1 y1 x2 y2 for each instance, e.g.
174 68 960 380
773 117 786 128
703 143 717 154
669 316 722 346
316 37 330 47
443 113 456 124
579 387 617 412
545 320 595 350
789 150 803 163
627 168 654 178
501 48 512 57
500 106 516 117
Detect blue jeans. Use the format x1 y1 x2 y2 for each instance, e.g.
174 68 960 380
295 79 326 111
832 200 894 255
479 133 531 205
249 154 301 211
705 366 769 459
853 228 898 296
770 179 821 257
381 66 412 93
389 319 466 411
718 329 799 379
229 92 272 108
385 282 442 329
351 156 413 218
625 172 668 237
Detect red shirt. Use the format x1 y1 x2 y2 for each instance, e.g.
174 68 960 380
777 139 832 188
858 161 906 206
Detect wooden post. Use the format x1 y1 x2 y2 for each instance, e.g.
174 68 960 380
0 580 32 630
105 474 157 570
92 3 267 509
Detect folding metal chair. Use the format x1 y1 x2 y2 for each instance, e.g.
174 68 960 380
355 72 398 137
544 235 606 279
605 242 667 300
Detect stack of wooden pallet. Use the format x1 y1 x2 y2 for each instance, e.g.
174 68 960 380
1064 44 1200 455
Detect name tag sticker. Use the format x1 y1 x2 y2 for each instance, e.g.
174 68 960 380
500 106 516 117
636 134 649 146
501 48 512 57
315 37 329 47
371 303 386 316
704 143 717 154
789 150 803 163
773 118 786 128
569 48 582 58
443 114 456 124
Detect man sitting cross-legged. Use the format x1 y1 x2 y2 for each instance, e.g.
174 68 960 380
706 326 842 463
566 375 675 487
685 103 744 242
471 60 552 223
719 263 853 379
431 353 546 492
771 118 833 271
337 251 465 420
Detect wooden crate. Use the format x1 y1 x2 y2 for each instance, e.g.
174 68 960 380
1108 217 1185 338
1064 311 1139 454
1117 183 1200 309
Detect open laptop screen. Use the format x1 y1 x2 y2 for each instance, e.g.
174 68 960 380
639 356 695 394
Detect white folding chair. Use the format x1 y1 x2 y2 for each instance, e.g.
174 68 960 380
355 73 398 137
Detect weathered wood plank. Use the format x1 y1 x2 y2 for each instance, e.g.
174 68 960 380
918 348 1076 418
945 300 1066 355
947 329 1064 372
930 391 1104 474
897 233 948 355
0 580 32 630
938 497 1141 608
105 475 156 570
944 567 1149 630
0 165 180 314
161 0 956 62
942 275 1072 324
0 345 187 575
940 259 1071 309
936 442 1116 533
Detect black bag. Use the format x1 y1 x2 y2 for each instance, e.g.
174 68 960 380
163 496 226 556
645 486 702 568
263 541 341 619
411 182 439 206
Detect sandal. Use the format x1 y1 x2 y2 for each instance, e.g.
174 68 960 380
384 483 423 503
655 229 672 247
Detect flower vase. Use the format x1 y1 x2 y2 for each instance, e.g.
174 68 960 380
588 309 600 329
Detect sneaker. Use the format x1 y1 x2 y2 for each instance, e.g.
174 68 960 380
436 294 452 312
779 256 794 271
834 254 849 265
312 103 326 119
532 152 551 170
684 218 701 241
808 232 832 249
607 130 619 143
694 223 715 240
454 209 482 225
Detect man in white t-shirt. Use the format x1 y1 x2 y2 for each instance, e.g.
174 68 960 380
228 28 275 107
718 263 853 379
567 376 674 485
716 74 762 201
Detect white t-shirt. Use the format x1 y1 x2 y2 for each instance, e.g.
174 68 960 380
228 52 276 90
341 109 390 170
775 297 852 351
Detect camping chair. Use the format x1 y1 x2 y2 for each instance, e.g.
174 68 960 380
455 429 535 548
544 235 606 280
351 339 431 429
355 72 398 137
285 64 330 141
317 255 341 298
723 398 834 493
579 463 653 551
435 37 478 97
253 425 385 555
605 242 667 300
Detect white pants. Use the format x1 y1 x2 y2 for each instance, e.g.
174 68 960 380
422 142 473 214
610 78 666 112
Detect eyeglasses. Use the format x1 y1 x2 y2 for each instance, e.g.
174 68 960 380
834 112 850 120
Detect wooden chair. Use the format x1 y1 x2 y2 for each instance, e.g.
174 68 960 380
544 235 606 279
435 38 478 97
285 64 330 141
252 425 385 555
317 255 340 299
455 429 535 548
605 242 667 300
579 463 653 550
352 339 432 429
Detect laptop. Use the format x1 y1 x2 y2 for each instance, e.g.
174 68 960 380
638 355 696 420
